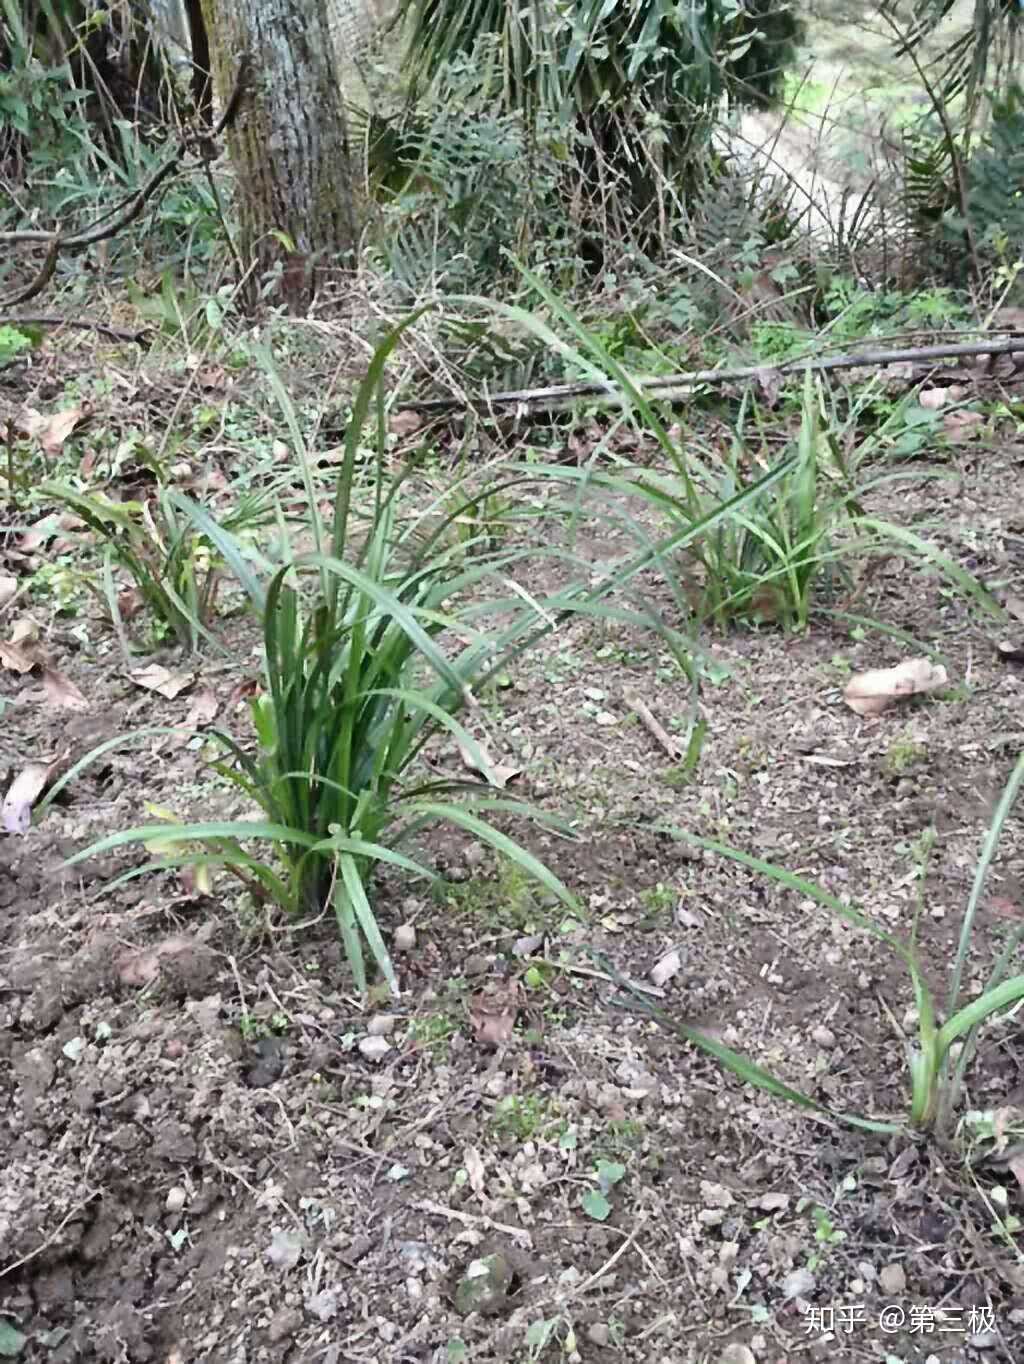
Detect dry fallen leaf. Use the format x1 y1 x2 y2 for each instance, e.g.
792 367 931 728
942 408 984 441
36 404 85 457
844 658 948 716
462 1145 487 1198
1 749 71 834
0 639 42 674
918 385 965 410
988 896 1024 920
650 948 682 987
131 664 194 700
116 934 202 987
171 687 219 746
389 410 424 437
117 587 144 622
17 521 54 554
469 981 522 1047
458 740 522 789
41 667 89 711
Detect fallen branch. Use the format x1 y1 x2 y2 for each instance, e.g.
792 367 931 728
0 315 152 345
402 335 1024 415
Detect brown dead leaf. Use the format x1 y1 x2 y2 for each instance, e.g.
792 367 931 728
650 949 682 987
117 587 144 621
2 748 72 834
17 521 54 554
131 664 194 700
988 896 1024 920
0 640 41 674
755 367 784 407
389 410 424 437
41 667 89 711
197 365 228 391
116 934 198 987
469 981 522 1047
942 408 984 442
37 405 85 457
9 615 39 646
462 1145 487 1199
0 618 45 673
457 740 521 789
227 676 260 708
918 385 966 410
844 658 948 716
172 687 219 746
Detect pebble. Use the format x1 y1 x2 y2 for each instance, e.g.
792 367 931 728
781 1267 815 1300
879 1262 906 1295
366 1014 397 1037
718 1347 756 1364
811 1025 836 1048
266 1307 301 1343
358 1035 391 1063
165 1186 188 1213
393 923 416 951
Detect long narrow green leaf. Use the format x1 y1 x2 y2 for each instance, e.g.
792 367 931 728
408 801 577 909
338 854 399 995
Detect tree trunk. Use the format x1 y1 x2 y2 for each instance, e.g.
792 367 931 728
199 0 359 311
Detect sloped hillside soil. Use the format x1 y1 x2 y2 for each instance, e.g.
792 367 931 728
3 375 1024 1364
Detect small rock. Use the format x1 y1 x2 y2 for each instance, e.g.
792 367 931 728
700 1181 735 1209
781 1267 816 1301
879 1262 906 1296
755 1192 789 1213
650 949 682 987
453 1253 513 1316
358 1035 391 1063
366 1014 398 1037
586 1323 610 1347
718 1346 756 1364
512 934 544 958
266 1228 306 1271
165 1187 188 1213
394 923 417 951
811 1025 836 1048
244 1035 287 1088
306 1288 339 1322
967 1331 998 1349
266 1306 302 1343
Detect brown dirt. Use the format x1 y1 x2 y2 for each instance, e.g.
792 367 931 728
3 346 1024 1364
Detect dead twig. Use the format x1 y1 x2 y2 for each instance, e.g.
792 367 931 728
401 335 1024 416
0 315 152 345
411 1197 533 1247
0 1193 99 1278
624 691 683 760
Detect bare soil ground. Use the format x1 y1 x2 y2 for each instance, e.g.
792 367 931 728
2 327 1024 1364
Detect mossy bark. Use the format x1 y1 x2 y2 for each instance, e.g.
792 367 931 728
200 0 359 310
